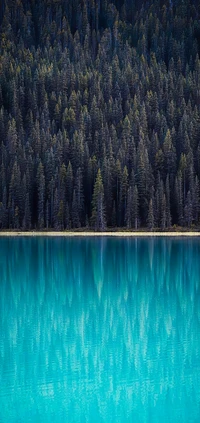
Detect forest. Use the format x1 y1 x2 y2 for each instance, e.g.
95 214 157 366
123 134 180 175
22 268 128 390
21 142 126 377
0 0 200 230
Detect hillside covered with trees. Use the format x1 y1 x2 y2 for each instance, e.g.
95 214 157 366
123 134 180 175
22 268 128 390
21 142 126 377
0 0 200 230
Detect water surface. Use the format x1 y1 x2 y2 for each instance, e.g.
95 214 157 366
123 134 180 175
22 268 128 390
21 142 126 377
0 236 200 422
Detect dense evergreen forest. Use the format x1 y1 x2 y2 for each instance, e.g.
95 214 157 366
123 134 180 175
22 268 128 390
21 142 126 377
0 0 200 230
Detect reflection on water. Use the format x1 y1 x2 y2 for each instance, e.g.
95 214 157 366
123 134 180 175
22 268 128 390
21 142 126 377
0 237 200 422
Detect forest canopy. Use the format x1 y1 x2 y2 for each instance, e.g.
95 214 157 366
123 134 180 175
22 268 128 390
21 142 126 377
0 0 200 230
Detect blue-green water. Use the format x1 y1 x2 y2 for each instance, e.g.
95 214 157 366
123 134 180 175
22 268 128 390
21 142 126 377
0 237 200 422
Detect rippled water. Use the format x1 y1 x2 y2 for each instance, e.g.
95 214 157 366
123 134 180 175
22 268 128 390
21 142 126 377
0 236 200 422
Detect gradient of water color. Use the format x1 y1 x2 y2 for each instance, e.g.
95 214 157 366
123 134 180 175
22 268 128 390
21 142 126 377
0 236 200 422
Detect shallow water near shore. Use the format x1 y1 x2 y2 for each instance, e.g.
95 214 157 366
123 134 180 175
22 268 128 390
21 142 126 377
0 236 200 422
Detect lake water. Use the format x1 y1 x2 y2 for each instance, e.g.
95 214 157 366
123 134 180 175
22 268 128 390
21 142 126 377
0 236 200 422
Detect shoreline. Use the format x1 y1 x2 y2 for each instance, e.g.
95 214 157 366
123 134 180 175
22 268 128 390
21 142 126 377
0 231 200 237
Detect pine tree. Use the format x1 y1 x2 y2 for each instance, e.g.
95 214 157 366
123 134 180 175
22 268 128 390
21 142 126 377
66 161 73 207
57 200 65 230
91 169 106 231
119 165 128 227
184 190 193 227
72 190 80 228
126 185 139 229
37 162 45 229
165 174 172 228
147 198 154 231
23 193 31 230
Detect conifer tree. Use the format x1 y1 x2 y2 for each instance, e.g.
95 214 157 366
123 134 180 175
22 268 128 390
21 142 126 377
91 169 106 231
37 162 45 229
147 198 154 231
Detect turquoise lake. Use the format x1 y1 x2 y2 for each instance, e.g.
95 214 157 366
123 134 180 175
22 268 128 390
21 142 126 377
0 236 200 422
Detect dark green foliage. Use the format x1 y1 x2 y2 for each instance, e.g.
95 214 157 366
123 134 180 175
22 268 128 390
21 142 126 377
147 198 154 231
91 169 106 231
0 0 200 229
